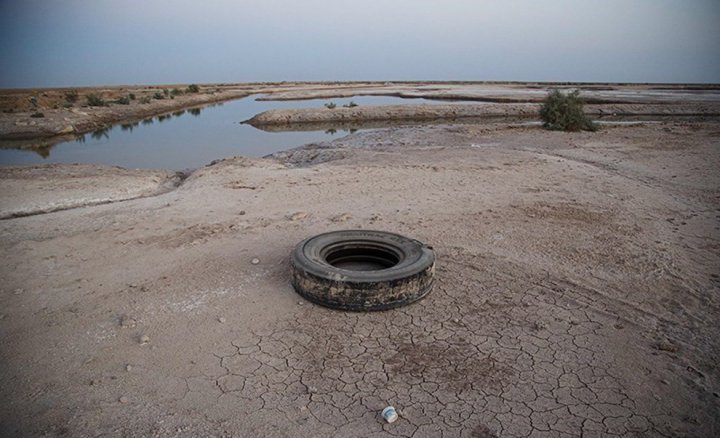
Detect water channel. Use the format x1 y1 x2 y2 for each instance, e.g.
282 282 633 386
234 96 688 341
0 96 466 170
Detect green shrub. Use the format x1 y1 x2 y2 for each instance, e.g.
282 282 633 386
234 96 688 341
163 88 169 97
64 90 79 103
30 111 45 118
344 101 358 108
324 102 336 109
186 84 200 93
139 96 151 104
153 92 165 100
129 93 136 100
63 101 73 108
539 90 597 132
86 94 107 107
170 88 183 96
115 96 130 105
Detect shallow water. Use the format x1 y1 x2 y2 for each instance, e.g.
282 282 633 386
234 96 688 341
0 95 463 170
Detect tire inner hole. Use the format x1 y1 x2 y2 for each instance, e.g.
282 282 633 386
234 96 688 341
325 246 400 271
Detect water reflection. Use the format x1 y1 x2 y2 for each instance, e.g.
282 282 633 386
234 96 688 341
86 108 206 144
5 95 685 170
120 122 139 132
90 127 110 140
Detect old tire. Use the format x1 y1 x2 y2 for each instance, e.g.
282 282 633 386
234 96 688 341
290 230 435 311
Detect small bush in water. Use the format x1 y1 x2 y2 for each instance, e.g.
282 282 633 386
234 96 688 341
539 90 597 132
325 102 336 109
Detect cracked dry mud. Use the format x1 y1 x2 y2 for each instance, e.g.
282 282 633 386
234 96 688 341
1 120 719 437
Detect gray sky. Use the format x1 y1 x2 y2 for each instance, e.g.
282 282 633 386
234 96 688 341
1 0 719 87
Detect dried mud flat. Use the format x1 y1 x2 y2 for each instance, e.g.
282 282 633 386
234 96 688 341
1 116 719 437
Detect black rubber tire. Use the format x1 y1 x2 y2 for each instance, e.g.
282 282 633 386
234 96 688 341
290 230 435 311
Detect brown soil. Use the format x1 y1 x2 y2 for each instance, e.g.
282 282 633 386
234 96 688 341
1 118 719 436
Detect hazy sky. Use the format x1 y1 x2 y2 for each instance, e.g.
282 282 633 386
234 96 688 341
1 0 719 87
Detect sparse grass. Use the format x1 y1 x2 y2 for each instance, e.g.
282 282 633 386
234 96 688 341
86 94 107 107
186 84 200 93
325 102 336 109
114 96 130 105
30 111 45 118
539 90 597 132
62 101 73 108
139 96 151 104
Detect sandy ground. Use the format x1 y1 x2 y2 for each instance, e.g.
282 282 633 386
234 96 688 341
0 165 182 219
1 117 719 436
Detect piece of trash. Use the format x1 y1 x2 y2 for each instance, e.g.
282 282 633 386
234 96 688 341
382 406 398 423
251 258 260 265
139 334 150 345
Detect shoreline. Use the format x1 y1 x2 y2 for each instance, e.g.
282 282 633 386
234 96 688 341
2 81 719 145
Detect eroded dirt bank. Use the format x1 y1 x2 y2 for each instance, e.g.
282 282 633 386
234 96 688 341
1 120 719 436
245 102 720 127
0 164 182 219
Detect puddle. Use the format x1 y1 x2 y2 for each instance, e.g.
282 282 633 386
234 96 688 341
0 95 471 170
